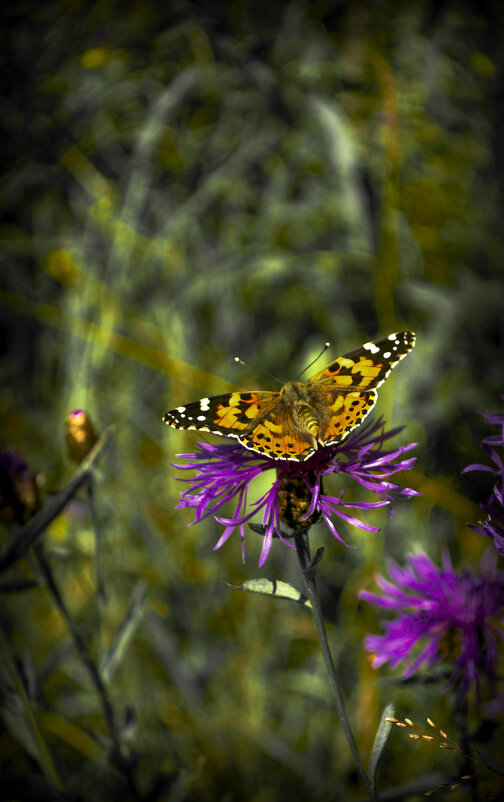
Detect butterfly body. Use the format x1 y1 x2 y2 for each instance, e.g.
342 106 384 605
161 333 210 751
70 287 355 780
163 331 415 462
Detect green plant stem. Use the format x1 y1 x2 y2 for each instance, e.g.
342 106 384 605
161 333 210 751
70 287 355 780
294 529 377 802
34 544 141 801
453 685 478 802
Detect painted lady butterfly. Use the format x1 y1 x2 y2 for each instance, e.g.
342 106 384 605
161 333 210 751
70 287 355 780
163 331 415 462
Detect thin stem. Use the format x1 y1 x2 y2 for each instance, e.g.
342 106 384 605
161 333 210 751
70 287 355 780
34 544 141 801
453 685 478 802
86 474 105 659
294 529 377 802
87 474 105 601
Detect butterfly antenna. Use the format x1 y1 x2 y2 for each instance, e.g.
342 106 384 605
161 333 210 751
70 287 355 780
234 356 284 386
296 342 331 380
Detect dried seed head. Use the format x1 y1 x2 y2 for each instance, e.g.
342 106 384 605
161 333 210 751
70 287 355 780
277 470 321 529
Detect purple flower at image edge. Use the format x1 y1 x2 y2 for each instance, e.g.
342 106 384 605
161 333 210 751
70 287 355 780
171 417 419 566
463 395 504 556
0 448 38 523
359 550 504 698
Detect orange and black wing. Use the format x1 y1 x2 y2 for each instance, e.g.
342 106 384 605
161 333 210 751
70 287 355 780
306 331 416 446
164 390 318 461
163 391 275 438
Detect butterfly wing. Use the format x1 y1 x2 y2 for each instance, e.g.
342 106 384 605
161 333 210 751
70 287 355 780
306 331 416 446
163 391 275 438
164 390 314 460
164 332 415 461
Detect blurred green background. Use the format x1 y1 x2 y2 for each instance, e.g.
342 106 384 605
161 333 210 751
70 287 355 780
1 1 504 799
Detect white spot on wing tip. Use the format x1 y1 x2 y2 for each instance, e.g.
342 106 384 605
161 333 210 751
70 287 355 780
363 341 380 354
199 398 210 411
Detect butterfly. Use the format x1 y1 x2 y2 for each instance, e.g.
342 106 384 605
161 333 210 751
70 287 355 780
163 331 416 462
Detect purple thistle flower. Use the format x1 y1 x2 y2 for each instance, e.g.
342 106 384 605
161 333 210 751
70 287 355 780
171 418 418 566
0 448 38 524
359 550 504 695
463 395 504 556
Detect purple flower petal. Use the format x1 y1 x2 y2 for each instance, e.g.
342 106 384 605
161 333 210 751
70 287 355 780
462 463 495 474
464 397 504 557
167 416 417 565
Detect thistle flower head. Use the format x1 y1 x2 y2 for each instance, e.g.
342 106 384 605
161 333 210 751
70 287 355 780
171 418 418 566
360 550 504 695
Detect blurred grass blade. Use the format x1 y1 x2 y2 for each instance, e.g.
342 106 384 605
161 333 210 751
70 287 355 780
0 426 115 576
0 578 40 592
0 287 237 393
474 751 504 776
0 773 69 801
225 578 312 607
369 702 395 791
41 711 99 760
0 624 62 789
100 581 148 684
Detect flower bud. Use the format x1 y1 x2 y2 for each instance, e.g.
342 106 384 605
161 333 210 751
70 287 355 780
65 410 97 463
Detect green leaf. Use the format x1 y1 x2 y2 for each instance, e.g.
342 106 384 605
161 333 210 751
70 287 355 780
225 578 311 607
100 580 148 684
369 702 395 791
